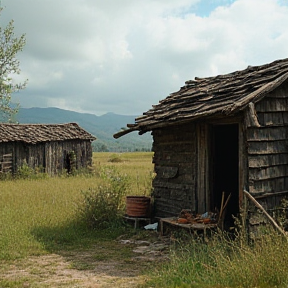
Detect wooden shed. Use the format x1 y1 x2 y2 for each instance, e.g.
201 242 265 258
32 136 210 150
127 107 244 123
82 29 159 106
115 57 288 228
0 122 96 175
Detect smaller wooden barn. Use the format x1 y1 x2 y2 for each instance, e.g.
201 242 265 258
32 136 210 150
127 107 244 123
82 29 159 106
114 57 288 229
0 122 96 175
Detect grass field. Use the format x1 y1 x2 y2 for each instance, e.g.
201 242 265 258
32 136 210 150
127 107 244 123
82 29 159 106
1 151 288 288
0 152 154 260
93 152 154 196
0 152 156 287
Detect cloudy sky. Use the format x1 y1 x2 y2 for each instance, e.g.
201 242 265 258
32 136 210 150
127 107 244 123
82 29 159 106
1 0 288 116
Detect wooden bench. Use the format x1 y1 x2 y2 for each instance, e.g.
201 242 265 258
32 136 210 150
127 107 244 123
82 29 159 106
160 217 218 236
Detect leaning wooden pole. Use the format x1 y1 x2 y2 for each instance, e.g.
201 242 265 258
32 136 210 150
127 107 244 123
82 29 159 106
243 190 287 239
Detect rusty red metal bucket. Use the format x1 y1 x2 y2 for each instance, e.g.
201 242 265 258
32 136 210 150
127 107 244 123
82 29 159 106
126 196 151 217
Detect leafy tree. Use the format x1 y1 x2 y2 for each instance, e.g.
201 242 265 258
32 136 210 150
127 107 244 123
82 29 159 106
0 8 27 122
92 142 109 152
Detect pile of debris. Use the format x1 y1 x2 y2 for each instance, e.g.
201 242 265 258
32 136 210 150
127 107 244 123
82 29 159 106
176 192 232 226
177 209 218 225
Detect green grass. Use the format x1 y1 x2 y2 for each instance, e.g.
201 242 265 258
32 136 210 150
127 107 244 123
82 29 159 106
0 177 91 259
3 151 288 288
0 152 154 260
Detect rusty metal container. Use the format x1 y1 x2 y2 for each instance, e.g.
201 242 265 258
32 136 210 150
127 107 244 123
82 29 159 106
126 196 151 217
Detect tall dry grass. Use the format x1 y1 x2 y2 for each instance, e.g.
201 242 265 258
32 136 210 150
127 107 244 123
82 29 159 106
93 152 154 195
145 227 288 288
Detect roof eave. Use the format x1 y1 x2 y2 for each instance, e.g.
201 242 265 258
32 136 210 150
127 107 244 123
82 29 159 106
114 69 288 139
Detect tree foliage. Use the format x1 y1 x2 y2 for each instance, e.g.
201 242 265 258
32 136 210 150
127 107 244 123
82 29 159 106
0 8 27 122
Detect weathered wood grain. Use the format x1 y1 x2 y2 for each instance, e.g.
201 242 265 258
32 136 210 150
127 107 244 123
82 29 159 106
256 98 288 112
152 123 197 217
249 165 288 181
248 154 288 168
249 176 288 194
248 140 288 154
257 111 288 126
246 127 287 141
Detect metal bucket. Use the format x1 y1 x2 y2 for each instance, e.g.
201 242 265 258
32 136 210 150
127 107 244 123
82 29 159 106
126 196 151 217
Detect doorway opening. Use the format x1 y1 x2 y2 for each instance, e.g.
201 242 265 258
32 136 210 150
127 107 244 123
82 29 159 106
211 124 239 229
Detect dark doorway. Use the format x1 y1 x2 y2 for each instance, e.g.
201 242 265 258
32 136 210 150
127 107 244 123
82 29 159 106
211 124 239 229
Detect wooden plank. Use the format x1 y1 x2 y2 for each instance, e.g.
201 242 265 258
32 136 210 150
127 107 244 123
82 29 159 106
248 140 288 154
257 111 288 126
153 179 194 190
3 154 12 160
160 217 217 236
249 164 288 181
153 126 196 142
248 154 288 168
249 176 288 194
2 166 12 170
170 189 189 201
0 153 12 173
256 98 288 112
197 123 209 214
153 152 196 164
265 82 288 98
154 198 186 217
1 161 12 165
152 119 198 216
254 190 288 199
2 163 12 168
239 123 245 207
155 166 178 179
153 143 195 153
246 127 286 141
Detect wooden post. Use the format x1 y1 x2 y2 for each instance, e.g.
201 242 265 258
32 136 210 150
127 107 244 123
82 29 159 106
197 123 209 213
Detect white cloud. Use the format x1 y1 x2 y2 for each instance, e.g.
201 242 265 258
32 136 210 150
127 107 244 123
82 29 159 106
1 0 287 116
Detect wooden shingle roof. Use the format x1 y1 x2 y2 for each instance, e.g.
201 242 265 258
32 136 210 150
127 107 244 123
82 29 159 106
114 57 288 138
0 123 96 144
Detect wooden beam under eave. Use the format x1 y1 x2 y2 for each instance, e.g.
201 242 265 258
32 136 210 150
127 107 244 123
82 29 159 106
113 127 137 139
244 102 261 127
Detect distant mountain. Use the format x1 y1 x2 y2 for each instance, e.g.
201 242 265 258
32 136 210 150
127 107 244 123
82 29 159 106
17 107 152 152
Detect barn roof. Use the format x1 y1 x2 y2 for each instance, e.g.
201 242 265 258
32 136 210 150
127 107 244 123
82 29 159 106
114 57 288 138
0 122 96 144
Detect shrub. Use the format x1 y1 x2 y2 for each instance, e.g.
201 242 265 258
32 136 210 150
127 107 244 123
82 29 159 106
78 166 130 229
0 171 13 180
16 160 48 180
108 153 123 163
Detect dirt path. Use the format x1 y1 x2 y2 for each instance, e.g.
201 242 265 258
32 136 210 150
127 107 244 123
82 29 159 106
0 232 170 288
2 254 146 287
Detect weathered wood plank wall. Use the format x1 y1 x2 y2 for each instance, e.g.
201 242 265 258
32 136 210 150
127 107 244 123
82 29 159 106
0 140 93 175
0 142 25 173
247 81 288 208
152 122 197 217
151 80 288 219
